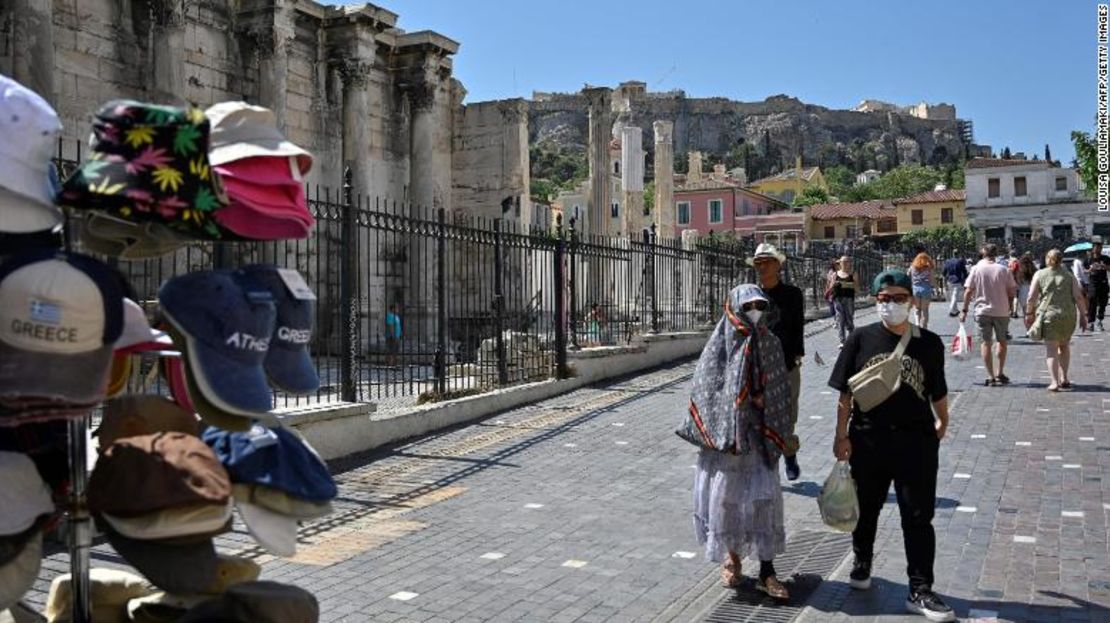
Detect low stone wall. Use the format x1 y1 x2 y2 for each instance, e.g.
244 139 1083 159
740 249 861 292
281 330 710 460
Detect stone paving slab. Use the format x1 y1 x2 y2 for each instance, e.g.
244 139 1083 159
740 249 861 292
17 304 1110 623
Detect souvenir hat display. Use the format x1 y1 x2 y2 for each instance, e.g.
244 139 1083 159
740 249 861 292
56 101 228 240
44 568 156 623
206 102 315 240
0 74 64 234
0 452 54 612
204 425 336 556
0 73 328 622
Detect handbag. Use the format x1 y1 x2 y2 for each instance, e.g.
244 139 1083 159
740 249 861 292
846 325 916 412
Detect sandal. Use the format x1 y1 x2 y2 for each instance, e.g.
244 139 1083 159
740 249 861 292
756 575 791 601
996 374 1011 385
1047 384 1060 392
983 378 995 387
1060 381 1073 390
721 560 743 588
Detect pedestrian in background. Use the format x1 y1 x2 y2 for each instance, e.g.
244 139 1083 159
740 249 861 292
684 284 794 601
908 252 934 329
1014 253 1036 323
750 243 804 481
829 255 858 348
825 260 839 318
828 269 954 622
385 303 402 367
960 244 1017 387
1026 249 1088 391
1082 237 1109 331
942 251 967 318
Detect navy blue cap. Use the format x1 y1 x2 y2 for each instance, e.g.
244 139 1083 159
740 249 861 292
202 425 336 503
158 270 276 415
236 265 318 395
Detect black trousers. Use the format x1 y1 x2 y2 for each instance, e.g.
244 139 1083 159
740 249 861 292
1088 284 1108 323
849 427 939 591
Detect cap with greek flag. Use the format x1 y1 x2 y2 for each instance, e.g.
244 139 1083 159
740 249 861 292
0 249 124 403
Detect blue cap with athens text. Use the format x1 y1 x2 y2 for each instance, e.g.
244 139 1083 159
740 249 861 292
158 270 276 417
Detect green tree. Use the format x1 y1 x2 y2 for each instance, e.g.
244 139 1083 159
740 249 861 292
867 164 943 200
823 165 857 198
530 178 558 202
899 225 975 254
643 180 655 213
792 185 829 207
1072 130 1098 195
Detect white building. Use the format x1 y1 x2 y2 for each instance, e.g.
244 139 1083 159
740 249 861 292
964 158 1110 242
856 169 881 185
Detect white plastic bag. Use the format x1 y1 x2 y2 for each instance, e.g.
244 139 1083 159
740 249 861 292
950 322 972 360
818 460 859 532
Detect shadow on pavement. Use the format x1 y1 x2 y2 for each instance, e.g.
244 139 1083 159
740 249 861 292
804 576 1109 621
782 481 959 509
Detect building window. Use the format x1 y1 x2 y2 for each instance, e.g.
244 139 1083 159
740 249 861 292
988 178 1000 198
677 202 690 225
1055 176 1067 191
941 208 953 224
781 190 795 204
614 161 620 175
911 209 923 225
1012 226 1032 240
740 199 751 216
823 225 834 239
984 227 1005 242
611 202 619 218
845 225 859 238
877 218 896 233
1014 176 1027 197
573 205 581 221
1051 224 1073 240
708 199 723 224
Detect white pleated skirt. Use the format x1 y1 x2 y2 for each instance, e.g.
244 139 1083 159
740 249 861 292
692 448 786 563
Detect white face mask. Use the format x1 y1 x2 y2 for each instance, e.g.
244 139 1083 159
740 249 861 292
877 301 911 326
745 310 763 326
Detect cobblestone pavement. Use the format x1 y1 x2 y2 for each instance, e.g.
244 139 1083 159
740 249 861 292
22 303 1110 622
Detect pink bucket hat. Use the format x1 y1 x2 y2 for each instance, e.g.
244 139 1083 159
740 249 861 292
213 156 313 240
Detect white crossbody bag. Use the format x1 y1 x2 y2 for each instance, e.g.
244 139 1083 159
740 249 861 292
847 325 917 412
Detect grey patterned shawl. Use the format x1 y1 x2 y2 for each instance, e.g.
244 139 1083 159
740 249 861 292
676 284 796 466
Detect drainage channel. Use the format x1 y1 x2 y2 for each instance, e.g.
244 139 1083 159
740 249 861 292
684 530 852 623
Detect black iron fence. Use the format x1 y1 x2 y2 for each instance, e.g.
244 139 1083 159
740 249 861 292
50 141 885 413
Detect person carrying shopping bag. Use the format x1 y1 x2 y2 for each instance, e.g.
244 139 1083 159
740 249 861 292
827 270 955 622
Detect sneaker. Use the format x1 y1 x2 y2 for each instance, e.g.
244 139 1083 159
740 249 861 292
849 558 871 590
784 455 800 481
905 589 955 622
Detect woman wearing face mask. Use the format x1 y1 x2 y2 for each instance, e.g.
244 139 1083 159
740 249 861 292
827 270 955 622
680 284 797 601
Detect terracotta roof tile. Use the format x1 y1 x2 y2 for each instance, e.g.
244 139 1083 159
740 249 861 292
966 158 1049 169
892 189 966 204
808 200 894 220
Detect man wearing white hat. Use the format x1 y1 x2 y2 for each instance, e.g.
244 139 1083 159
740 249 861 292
747 243 804 480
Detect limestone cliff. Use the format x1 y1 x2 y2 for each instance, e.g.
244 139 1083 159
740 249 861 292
526 92 968 179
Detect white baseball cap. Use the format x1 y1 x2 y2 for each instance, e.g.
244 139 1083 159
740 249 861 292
235 498 297 557
116 298 173 354
0 250 125 403
0 452 53 536
0 73 64 233
205 101 312 174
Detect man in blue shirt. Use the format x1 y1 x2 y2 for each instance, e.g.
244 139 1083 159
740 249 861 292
941 253 968 317
385 304 402 366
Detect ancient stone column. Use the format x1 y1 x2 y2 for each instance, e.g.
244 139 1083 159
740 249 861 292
583 87 613 239
150 0 186 103
337 60 373 193
620 125 644 237
653 121 675 239
252 3 296 130
8 0 54 102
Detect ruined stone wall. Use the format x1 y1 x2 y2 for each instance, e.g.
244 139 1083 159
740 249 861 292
451 99 530 222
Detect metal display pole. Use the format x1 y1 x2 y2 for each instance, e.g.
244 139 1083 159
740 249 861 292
67 414 92 623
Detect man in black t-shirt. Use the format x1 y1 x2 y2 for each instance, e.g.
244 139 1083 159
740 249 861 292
749 243 805 480
827 269 955 622
1083 237 1109 331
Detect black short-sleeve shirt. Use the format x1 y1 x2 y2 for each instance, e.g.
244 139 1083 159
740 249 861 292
763 281 805 371
827 322 947 433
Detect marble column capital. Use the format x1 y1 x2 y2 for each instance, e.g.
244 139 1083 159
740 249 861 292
335 59 373 89
247 25 296 60
150 0 186 28
653 120 674 143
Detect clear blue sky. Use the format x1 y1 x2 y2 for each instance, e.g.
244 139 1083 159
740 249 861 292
335 0 1096 162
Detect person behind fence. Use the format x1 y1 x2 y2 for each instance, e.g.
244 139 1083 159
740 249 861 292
1026 249 1089 391
585 303 605 345
1083 236 1109 332
385 303 402 366
680 284 798 602
960 244 1017 387
942 251 967 318
908 252 934 329
749 243 804 481
828 255 858 347
828 269 955 623
1014 253 1036 324
826 260 839 318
